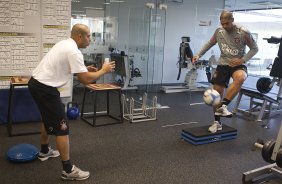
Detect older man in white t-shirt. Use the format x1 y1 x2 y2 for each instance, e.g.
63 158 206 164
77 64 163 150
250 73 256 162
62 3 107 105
28 23 115 181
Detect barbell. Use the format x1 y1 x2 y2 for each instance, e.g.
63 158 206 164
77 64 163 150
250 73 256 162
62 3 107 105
254 139 276 163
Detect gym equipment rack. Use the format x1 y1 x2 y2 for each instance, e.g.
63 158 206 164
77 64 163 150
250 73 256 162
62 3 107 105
242 121 282 183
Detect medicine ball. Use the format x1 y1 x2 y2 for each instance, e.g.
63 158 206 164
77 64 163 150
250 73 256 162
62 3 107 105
256 77 272 94
66 102 79 120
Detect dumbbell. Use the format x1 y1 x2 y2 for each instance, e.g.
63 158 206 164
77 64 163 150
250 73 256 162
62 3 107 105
275 149 282 168
254 139 276 163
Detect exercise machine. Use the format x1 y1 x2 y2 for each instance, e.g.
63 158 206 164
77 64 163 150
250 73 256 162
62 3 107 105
233 36 282 121
111 53 143 90
89 52 140 90
242 120 282 183
177 36 194 80
111 53 132 90
161 36 211 93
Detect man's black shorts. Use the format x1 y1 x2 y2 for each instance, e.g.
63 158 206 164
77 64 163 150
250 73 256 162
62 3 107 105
28 77 69 136
211 65 248 88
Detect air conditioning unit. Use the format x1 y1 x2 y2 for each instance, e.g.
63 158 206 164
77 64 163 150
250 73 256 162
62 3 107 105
167 0 183 4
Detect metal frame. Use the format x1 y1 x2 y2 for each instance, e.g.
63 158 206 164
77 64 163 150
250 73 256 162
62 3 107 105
80 85 123 127
233 78 282 122
7 82 41 136
122 93 157 123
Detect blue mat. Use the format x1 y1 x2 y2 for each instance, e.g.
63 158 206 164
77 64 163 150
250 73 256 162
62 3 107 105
0 88 41 124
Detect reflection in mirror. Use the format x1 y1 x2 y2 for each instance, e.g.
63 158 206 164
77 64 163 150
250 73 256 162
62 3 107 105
225 0 282 76
232 9 282 76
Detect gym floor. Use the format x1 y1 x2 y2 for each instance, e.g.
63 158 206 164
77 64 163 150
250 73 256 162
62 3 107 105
0 77 282 184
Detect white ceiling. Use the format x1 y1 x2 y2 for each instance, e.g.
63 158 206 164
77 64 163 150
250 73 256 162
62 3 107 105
71 0 282 16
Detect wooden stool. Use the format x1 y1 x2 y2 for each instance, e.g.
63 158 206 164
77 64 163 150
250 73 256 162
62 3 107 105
7 77 41 136
80 83 123 127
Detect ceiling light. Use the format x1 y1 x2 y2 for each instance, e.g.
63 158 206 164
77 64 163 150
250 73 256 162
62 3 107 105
110 0 125 3
72 10 85 13
250 1 282 6
167 0 183 3
72 14 86 17
84 7 104 10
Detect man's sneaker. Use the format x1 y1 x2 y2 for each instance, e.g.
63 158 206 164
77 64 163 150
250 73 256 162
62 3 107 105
215 104 232 117
38 147 60 161
61 165 90 181
208 121 222 133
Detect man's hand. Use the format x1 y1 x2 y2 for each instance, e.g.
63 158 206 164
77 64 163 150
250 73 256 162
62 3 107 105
87 65 97 72
192 55 200 64
101 61 115 73
229 58 245 67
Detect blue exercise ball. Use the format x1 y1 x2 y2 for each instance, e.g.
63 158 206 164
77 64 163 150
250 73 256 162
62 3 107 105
7 143 39 163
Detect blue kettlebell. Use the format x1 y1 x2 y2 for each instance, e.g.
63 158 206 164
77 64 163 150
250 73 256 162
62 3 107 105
66 102 79 120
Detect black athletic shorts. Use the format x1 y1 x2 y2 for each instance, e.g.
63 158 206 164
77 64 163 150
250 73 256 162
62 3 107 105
28 77 69 136
210 65 248 88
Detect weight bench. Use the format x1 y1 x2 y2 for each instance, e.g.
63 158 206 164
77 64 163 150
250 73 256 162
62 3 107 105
233 36 282 122
232 83 282 122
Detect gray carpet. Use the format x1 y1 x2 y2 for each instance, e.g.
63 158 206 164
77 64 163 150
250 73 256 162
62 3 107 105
1 88 282 184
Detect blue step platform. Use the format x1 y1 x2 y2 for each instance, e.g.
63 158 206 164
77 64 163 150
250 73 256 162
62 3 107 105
181 124 237 145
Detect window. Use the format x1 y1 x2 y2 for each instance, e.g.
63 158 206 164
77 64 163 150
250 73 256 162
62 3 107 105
233 9 282 76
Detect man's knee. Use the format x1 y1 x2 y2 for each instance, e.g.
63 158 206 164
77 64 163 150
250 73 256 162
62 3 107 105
234 77 246 85
233 72 247 85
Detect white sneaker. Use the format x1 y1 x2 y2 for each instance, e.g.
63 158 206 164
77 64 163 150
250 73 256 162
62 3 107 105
38 147 60 161
61 165 90 181
208 121 222 133
214 104 232 117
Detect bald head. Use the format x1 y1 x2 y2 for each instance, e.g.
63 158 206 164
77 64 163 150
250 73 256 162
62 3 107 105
71 24 91 48
71 24 89 38
220 10 234 21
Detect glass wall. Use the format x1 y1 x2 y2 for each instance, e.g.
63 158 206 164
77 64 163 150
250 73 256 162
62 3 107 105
71 1 166 111
225 0 282 76
233 9 282 76
127 5 166 93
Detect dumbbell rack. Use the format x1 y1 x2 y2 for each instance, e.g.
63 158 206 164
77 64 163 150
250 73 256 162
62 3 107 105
242 122 282 183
